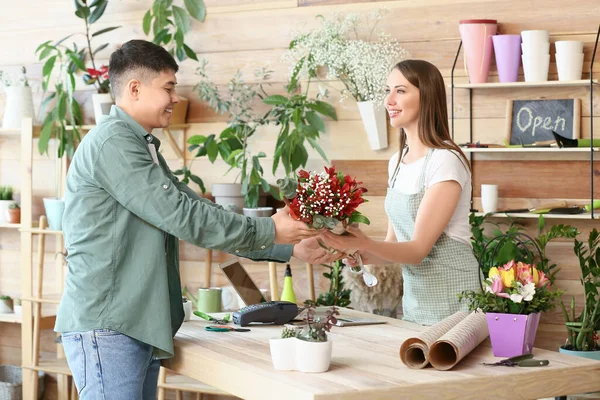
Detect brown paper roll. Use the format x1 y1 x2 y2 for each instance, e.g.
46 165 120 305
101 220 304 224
428 311 489 370
399 312 468 369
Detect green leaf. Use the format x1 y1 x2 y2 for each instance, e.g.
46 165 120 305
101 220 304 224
174 29 184 47
307 137 328 162
308 101 337 121
153 29 170 45
261 179 270 193
183 44 198 61
172 5 191 33
184 0 206 22
74 6 91 19
142 10 152 35
305 111 325 133
67 51 86 71
38 113 54 155
207 139 218 163
348 212 371 226
57 93 67 120
263 95 288 105
89 0 108 23
176 46 185 62
36 40 52 54
291 144 308 171
92 26 121 37
252 155 263 175
93 43 109 56
55 34 76 47
40 92 56 115
42 56 57 78
538 214 545 234
189 175 206 193
187 134 209 145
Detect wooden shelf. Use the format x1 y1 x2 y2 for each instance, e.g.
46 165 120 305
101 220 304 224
0 223 21 229
462 147 600 153
20 227 63 235
20 293 62 305
452 79 598 89
159 373 229 395
0 312 56 328
475 212 600 219
24 358 71 376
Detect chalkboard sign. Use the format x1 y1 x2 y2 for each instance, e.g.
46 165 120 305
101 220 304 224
506 99 581 145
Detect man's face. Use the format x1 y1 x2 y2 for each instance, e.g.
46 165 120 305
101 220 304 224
136 69 180 131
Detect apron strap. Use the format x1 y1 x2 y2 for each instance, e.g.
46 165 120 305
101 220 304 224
416 149 435 190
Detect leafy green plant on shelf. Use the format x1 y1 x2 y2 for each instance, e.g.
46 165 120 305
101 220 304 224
0 186 13 201
142 0 206 62
560 228 600 352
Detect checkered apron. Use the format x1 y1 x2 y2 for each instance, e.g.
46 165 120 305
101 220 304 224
385 149 480 325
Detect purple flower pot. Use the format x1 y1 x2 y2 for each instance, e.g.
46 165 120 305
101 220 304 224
492 34 522 83
486 312 540 357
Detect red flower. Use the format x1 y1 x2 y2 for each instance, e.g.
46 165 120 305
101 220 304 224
87 65 109 79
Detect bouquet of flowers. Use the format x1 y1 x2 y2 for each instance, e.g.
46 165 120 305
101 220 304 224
278 165 370 234
278 166 378 287
459 260 563 315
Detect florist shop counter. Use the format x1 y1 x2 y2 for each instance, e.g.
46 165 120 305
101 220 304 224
162 308 600 400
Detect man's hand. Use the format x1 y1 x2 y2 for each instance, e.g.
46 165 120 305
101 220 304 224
271 206 319 245
292 237 343 264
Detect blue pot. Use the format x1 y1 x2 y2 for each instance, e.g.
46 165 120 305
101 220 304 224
559 347 600 361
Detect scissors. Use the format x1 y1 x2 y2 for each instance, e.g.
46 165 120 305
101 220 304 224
205 325 251 332
482 353 549 367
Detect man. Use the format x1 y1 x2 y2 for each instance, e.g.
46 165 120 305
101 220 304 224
55 40 337 399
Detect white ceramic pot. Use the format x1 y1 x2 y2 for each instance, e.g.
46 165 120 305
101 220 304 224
0 299 14 313
2 86 35 129
520 30 549 46
0 200 12 223
556 53 584 81
356 101 388 151
555 40 584 55
522 54 550 82
520 41 550 55
269 337 297 371
92 93 114 124
295 338 333 373
212 183 245 214
182 299 192 322
14 304 22 316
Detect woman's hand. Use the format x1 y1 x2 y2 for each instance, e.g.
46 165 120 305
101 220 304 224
320 225 372 254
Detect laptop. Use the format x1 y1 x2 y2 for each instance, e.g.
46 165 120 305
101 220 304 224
219 258 387 327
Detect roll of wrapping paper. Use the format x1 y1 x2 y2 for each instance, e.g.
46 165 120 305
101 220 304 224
428 311 489 370
399 312 468 369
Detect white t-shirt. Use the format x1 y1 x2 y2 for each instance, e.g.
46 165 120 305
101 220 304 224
387 148 472 246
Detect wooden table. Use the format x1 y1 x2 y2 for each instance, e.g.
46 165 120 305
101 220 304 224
163 309 600 400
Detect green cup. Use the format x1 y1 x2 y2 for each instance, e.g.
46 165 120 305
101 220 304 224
197 287 222 313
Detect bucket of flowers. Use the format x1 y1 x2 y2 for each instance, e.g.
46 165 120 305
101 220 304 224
459 232 563 357
277 166 377 286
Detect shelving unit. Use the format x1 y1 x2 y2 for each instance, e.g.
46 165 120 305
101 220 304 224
450 24 600 220
474 211 600 220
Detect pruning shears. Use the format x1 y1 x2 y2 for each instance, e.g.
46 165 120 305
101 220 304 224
193 310 231 325
482 353 549 367
205 325 251 332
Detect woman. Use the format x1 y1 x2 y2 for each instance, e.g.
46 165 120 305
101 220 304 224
320 59 480 326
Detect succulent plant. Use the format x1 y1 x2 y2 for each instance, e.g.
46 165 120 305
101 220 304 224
0 186 13 201
281 326 297 339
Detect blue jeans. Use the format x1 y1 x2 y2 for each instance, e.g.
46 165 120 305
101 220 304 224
61 329 160 400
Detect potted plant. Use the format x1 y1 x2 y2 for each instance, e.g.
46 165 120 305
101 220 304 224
559 228 600 359
285 10 409 150
0 186 14 224
0 295 13 314
179 62 275 215
142 0 206 124
36 0 119 229
7 202 20 224
459 232 564 357
0 67 35 129
269 301 339 373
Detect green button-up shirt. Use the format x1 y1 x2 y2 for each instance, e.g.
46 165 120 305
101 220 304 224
55 106 292 358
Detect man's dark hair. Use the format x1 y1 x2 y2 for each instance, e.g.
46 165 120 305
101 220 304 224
109 40 179 98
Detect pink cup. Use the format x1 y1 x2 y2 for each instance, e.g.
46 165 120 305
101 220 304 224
459 19 498 83
492 35 522 83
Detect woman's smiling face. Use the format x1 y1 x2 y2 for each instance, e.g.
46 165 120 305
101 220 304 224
384 68 420 129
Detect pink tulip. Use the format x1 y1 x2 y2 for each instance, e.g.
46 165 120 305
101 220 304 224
491 277 510 298
502 260 516 272
536 271 550 288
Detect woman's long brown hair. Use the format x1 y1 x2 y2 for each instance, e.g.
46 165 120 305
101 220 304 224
392 59 470 172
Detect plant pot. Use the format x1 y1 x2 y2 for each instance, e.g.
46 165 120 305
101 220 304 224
357 101 388 151
459 19 498 83
0 200 12 224
492 35 522 83
295 338 333 373
212 183 245 214
14 304 22 316
170 97 189 125
559 347 600 361
92 93 114 124
182 299 192 322
269 337 297 371
0 298 14 313
43 198 65 231
7 208 20 224
2 86 35 129
486 312 540 357
242 207 273 217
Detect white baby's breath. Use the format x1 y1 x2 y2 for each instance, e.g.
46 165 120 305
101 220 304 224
284 10 409 105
